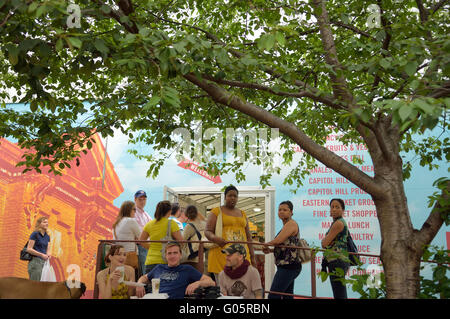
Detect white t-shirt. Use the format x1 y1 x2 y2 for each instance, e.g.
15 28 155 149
169 216 184 232
113 217 141 252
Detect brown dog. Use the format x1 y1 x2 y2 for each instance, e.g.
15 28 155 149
0 277 86 299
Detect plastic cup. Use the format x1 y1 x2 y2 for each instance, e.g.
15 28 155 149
151 278 160 294
116 266 125 283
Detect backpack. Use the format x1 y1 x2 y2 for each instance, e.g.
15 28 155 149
186 223 202 260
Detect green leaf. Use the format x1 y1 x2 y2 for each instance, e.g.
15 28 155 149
405 61 418 77
67 37 82 49
55 38 64 51
379 58 391 69
412 99 434 114
36 5 47 18
100 4 111 14
144 96 161 110
28 2 39 13
275 32 286 46
94 39 109 55
399 104 413 121
8 48 19 66
257 34 276 51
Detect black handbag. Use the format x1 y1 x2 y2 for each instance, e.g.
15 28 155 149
20 242 32 261
347 232 360 266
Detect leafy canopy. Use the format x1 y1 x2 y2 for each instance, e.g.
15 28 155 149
0 0 448 186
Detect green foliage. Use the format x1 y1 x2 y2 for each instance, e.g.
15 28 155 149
0 0 447 187
320 245 450 299
318 256 387 299
419 245 450 299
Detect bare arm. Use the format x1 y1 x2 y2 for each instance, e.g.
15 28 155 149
266 220 298 246
185 274 215 295
138 230 150 250
321 220 344 248
135 273 150 298
27 240 49 260
97 268 121 299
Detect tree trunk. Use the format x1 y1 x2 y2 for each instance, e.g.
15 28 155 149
372 151 424 298
375 192 423 298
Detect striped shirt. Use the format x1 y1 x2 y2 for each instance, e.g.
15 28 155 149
135 207 152 230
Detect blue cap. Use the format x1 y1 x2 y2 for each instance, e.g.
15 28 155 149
134 190 147 198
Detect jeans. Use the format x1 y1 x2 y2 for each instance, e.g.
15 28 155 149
268 264 302 299
327 259 349 299
137 245 148 277
28 256 45 281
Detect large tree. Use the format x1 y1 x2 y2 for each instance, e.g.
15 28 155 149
0 0 449 298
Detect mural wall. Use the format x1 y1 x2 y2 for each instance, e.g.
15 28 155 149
0 134 123 297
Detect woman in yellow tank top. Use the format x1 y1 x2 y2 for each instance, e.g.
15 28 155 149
205 186 256 275
96 245 136 299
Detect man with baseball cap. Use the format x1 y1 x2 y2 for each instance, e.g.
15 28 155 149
217 243 263 299
134 190 152 276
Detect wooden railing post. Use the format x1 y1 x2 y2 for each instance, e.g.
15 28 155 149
311 250 316 299
197 242 204 273
93 241 105 299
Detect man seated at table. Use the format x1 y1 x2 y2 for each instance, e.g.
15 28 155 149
217 243 263 299
135 242 215 299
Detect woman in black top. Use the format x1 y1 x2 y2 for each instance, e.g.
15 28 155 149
263 201 302 299
321 198 349 299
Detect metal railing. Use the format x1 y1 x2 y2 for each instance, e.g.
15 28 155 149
93 239 444 299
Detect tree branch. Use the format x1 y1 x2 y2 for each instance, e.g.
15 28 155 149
368 0 392 105
427 81 450 99
431 0 449 14
201 74 345 110
311 0 355 107
415 0 429 22
184 72 386 198
415 180 449 249
329 19 373 39
93 0 138 33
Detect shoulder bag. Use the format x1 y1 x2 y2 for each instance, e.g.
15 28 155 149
205 208 222 250
20 242 32 261
347 231 360 266
160 219 172 263
298 238 312 263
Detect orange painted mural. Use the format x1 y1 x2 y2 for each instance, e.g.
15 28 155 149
0 134 123 298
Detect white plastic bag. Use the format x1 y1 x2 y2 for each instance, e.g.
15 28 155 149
40 259 56 282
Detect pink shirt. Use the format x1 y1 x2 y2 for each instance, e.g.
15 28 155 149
134 207 152 230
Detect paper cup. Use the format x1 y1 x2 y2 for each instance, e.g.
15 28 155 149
151 278 160 294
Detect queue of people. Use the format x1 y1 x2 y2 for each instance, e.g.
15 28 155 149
24 185 356 300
